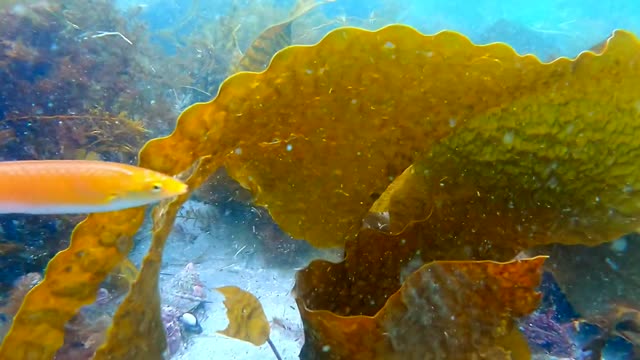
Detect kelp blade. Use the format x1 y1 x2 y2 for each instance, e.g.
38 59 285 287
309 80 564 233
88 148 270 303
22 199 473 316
94 157 218 359
141 25 639 249
296 257 545 359
0 209 144 359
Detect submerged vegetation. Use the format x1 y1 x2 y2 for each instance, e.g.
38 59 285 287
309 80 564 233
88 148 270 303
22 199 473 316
0 0 331 295
1 0 640 359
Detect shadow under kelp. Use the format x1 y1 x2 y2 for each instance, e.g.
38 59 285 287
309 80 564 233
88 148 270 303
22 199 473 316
524 233 640 358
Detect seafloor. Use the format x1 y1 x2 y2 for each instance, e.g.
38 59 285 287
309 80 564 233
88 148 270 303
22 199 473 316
140 200 340 360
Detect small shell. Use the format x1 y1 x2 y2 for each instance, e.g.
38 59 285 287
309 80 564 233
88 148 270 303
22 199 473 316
180 312 197 327
180 312 203 334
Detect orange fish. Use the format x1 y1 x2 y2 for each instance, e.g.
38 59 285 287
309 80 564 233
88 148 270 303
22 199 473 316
0 160 188 214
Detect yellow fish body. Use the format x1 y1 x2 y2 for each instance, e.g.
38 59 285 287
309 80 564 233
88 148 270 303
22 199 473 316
0 160 188 214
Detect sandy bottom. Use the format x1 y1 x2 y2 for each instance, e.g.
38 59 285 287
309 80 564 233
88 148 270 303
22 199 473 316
129 200 338 360
174 267 303 360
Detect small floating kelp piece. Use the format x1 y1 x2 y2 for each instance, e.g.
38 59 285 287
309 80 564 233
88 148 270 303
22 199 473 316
216 285 271 346
233 0 334 72
216 286 284 359
94 156 218 360
0 208 145 360
295 257 545 359
234 21 293 73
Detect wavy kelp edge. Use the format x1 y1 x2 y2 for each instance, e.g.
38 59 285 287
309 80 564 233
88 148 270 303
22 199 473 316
94 156 218 359
295 256 546 359
140 26 635 250
0 209 145 359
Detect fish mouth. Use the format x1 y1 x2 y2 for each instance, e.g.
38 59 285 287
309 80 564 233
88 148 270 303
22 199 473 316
172 182 189 196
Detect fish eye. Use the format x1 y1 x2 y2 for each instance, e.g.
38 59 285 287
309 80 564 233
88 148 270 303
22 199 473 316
151 183 163 193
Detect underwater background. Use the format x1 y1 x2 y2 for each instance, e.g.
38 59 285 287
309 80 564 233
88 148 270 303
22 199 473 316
1 0 640 359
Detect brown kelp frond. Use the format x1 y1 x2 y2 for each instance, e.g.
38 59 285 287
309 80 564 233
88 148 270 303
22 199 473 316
295 257 546 359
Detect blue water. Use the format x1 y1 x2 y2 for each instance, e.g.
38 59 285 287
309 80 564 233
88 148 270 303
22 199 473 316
118 0 640 59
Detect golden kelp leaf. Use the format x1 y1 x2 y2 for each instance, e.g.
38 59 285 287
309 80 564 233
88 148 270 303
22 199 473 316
0 209 144 360
95 156 218 360
216 285 270 346
143 25 615 248
376 32 640 250
296 257 545 359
